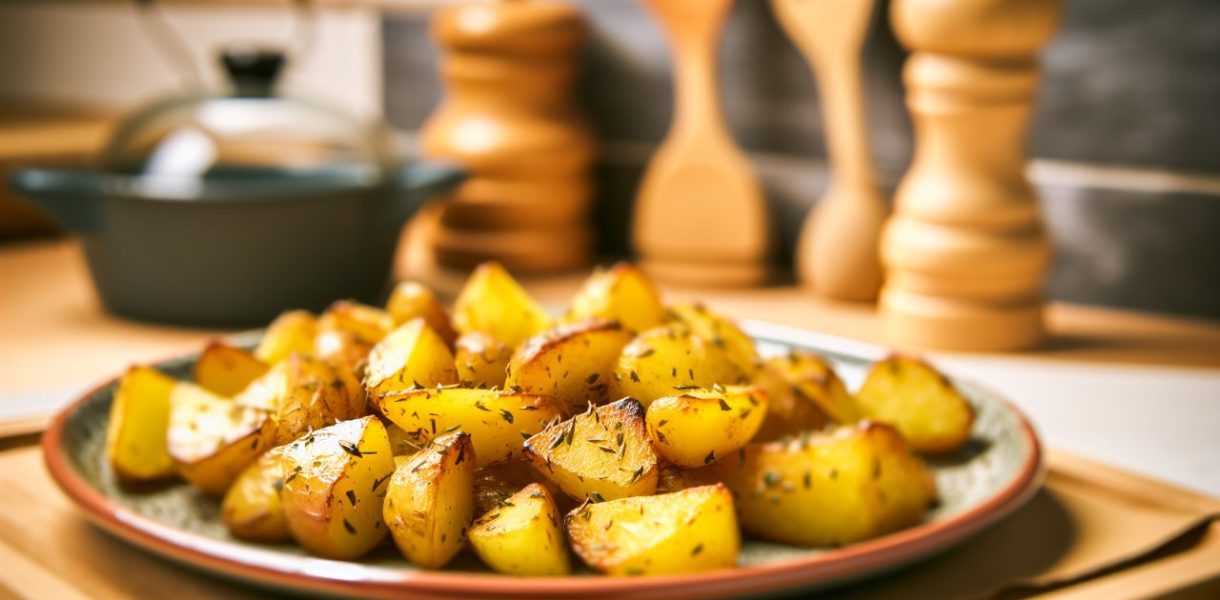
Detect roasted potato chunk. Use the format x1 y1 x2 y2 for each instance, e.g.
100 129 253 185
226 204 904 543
668 303 759 377
453 262 551 348
646 385 768 468
855 356 975 454
469 483 570 576
317 300 396 347
454 332 513 388
281 416 395 559
473 459 572 515
754 351 857 440
255 310 318 364
564 262 667 333
312 301 395 373
221 445 291 543
235 354 366 445
364 319 459 396
566 484 739 575
106 366 178 483
376 387 565 467
194 342 270 397
655 462 721 494
711 422 936 547
167 383 274 496
607 325 743 407
506 320 633 413
386 280 457 348
523 398 658 501
384 432 476 569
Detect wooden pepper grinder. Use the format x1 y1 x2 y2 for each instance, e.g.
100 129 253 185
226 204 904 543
419 0 595 274
633 0 771 288
881 0 1060 351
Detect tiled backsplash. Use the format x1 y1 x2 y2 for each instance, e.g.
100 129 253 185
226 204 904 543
383 0 1220 319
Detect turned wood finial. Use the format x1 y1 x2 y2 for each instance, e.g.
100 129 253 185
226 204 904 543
419 0 595 274
880 0 1061 351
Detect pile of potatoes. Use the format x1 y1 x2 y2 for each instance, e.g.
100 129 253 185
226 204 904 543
105 263 975 576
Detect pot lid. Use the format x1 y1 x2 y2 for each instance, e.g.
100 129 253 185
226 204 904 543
97 47 393 189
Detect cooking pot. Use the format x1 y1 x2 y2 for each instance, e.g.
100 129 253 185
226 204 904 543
10 49 464 326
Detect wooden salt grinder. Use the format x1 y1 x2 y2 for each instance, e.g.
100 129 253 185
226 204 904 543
419 0 594 274
633 0 771 287
772 0 888 302
881 0 1060 351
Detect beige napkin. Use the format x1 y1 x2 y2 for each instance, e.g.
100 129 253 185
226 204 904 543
835 449 1220 599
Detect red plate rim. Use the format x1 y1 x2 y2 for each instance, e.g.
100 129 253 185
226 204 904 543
41 347 1043 600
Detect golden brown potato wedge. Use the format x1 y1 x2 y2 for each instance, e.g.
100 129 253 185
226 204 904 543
375 387 565 467
645 385 768 468
454 332 513 388
221 445 291 543
106 366 179 483
255 310 317 364
364 319 459 396
710 422 937 547
384 432 476 569
235 354 366 446
668 303 759 378
607 324 743 407
855 356 975 454
753 351 858 440
281 416 396 559
386 280 457 349
523 398 658 501
452 262 551 348
506 320 634 413
195 342 270 397
564 262 667 333
566 484 739 575
167 383 274 496
469 483 570 576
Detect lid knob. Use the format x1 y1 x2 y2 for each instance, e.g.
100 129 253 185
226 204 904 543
220 47 286 97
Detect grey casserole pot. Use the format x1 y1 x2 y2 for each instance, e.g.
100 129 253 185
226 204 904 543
9 51 465 326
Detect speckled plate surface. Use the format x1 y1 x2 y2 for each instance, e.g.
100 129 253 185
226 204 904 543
43 322 1042 599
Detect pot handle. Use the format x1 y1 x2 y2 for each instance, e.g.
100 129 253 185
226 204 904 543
8 168 104 233
390 160 466 219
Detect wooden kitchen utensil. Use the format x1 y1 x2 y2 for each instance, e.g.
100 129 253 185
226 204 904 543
633 0 771 287
882 0 1060 351
773 0 887 302
419 0 594 275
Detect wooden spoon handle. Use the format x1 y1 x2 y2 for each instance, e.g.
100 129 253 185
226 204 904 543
642 0 735 140
815 56 876 187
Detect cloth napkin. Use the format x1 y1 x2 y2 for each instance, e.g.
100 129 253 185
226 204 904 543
828 449 1220 599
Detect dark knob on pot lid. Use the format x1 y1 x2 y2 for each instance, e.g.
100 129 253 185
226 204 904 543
221 47 286 97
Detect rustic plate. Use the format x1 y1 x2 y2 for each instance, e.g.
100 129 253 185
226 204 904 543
43 322 1042 599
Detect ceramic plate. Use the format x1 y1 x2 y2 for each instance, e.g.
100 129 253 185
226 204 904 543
43 322 1042 599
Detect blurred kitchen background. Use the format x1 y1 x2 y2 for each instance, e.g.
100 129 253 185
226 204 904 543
2 0 1217 319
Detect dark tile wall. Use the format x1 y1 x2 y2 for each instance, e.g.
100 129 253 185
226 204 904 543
1032 0 1220 173
383 0 1220 319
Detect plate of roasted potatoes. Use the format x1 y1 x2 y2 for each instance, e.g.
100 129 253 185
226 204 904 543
44 262 1041 599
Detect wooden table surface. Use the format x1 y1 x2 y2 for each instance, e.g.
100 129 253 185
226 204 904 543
1 238 1218 599
3 239 1218 396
